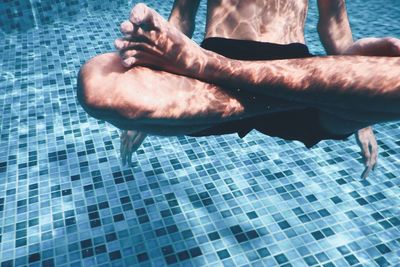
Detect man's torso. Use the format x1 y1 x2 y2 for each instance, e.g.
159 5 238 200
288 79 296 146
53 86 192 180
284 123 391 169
205 0 309 44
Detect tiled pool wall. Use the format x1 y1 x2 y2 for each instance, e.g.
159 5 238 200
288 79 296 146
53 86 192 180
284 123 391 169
0 0 400 267
2 0 399 46
0 0 129 33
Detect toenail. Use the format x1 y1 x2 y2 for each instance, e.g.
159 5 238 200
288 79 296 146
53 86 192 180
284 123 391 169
120 21 133 33
130 12 142 24
123 50 138 58
123 57 136 67
114 39 124 50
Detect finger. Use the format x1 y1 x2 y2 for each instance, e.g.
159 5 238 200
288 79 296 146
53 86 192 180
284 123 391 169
362 147 371 178
132 133 146 151
124 138 132 166
363 142 375 179
371 143 378 171
127 132 140 166
122 141 128 166
121 146 126 166
120 131 126 166
127 142 134 167
361 165 372 179
361 142 370 163
128 154 133 167
128 133 146 166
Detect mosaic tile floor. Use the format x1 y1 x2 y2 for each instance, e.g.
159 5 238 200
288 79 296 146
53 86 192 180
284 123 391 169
0 0 400 266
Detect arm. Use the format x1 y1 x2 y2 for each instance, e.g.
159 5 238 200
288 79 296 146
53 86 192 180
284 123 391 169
118 4 400 112
317 0 400 56
318 0 377 178
168 0 200 37
197 3 399 111
201 52 400 111
317 0 353 55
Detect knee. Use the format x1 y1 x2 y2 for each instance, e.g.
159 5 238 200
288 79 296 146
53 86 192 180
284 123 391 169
77 58 100 114
76 53 121 119
77 53 148 123
76 63 91 111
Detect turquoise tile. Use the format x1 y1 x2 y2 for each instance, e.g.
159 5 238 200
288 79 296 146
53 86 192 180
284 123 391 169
1 0 400 266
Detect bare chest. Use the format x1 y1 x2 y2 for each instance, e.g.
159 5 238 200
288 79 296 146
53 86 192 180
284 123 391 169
205 0 309 44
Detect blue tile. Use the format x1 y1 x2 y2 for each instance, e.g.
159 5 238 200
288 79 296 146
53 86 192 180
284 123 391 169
1 0 400 267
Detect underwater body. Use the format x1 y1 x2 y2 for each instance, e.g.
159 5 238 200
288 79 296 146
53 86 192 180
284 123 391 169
1 0 400 266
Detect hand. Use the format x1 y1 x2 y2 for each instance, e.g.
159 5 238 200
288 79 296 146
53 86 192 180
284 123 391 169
355 127 378 179
343 37 399 178
344 37 400 57
120 130 147 166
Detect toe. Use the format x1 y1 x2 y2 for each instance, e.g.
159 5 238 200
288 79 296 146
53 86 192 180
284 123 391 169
130 3 149 25
130 3 162 29
114 38 127 50
120 20 134 34
121 50 138 59
122 57 136 67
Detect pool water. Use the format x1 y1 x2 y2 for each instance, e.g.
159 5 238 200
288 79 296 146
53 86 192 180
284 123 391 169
0 0 400 266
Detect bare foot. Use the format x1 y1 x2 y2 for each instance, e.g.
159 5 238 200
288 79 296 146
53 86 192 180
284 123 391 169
120 130 147 166
114 3 207 76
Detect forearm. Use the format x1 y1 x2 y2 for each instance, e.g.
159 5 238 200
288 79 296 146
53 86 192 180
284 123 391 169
168 13 195 37
168 0 200 37
317 21 353 55
199 51 400 112
317 0 353 54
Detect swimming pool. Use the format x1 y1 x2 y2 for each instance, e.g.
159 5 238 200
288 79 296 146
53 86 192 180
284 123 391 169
0 0 400 266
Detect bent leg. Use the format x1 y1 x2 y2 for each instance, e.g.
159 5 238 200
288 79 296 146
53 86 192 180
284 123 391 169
78 53 398 137
115 4 400 114
78 52 309 135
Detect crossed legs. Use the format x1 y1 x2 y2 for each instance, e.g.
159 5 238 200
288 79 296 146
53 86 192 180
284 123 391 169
77 52 390 139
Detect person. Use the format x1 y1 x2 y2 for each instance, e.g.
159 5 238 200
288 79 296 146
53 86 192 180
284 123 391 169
77 1 400 178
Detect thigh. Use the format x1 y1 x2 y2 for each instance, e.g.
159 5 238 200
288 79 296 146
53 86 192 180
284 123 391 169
87 53 307 127
80 53 398 137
